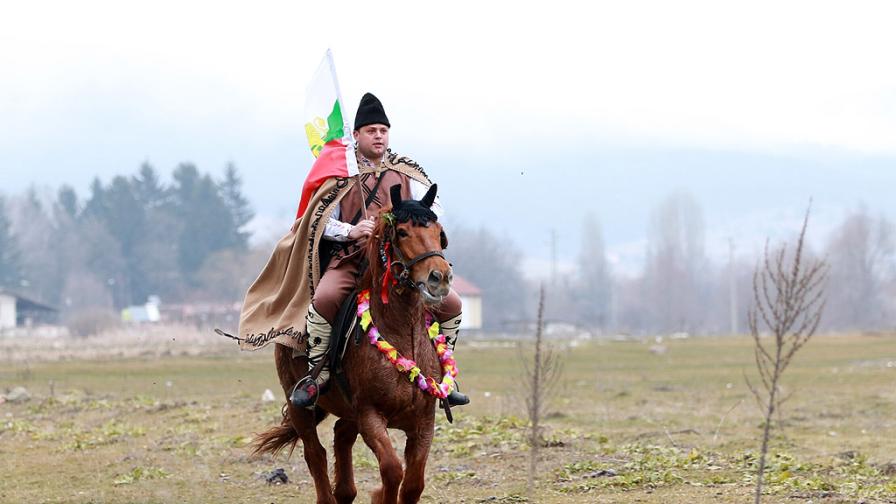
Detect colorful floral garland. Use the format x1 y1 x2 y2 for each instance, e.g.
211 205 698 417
357 289 458 399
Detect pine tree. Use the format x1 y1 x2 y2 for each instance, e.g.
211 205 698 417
57 185 79 219
132 162 181 301
104 176 145 253
133 161 168 209
79 175 147 307
104 175 147 305
82 177 108 221
218 162 254 249
172 163 232 279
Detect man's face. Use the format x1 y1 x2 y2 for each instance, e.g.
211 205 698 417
353 124 390 160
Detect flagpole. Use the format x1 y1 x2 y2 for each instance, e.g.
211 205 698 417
326 49 368 221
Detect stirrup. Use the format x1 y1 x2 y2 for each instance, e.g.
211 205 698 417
289 376 320 409
447 389 470 407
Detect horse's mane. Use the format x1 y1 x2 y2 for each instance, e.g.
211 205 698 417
360 209 392 293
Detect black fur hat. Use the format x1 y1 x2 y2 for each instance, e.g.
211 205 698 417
354 93 390 130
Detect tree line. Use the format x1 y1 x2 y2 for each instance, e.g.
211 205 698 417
446 193 896 335
1 168 893 334
0 162 261 316
544 194 895 336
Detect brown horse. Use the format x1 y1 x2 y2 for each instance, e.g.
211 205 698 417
253 183 453 504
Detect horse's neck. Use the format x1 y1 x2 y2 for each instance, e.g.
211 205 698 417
370 294 426 349
364 243 430 352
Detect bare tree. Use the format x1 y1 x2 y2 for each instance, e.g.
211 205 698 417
644 192 708 334
824 207 894 331
9 189 60 303
522 285 563 499
445 224 530 328
0 195 24 288
746 204 827 504
574 213 612 329
195 246 273 302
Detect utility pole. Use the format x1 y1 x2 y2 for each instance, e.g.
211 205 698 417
729 237 737 334
550 229 558 286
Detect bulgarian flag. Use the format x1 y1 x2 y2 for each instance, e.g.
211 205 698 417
296 49 358 218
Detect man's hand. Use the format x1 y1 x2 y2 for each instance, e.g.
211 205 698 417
348 217 376 247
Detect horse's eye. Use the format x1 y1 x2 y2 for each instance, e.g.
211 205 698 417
397 229 409 238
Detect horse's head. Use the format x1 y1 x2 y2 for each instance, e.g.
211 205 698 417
373 183 452 305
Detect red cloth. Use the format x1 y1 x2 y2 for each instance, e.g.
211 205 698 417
296 140 351 218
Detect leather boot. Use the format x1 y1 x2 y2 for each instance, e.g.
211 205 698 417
440 313 470 407
290 304 332 408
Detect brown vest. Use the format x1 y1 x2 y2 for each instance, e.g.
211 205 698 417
329 167 412 268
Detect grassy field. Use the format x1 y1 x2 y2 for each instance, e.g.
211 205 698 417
1 333 895 503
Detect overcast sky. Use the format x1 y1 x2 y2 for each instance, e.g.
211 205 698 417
2 0 895 276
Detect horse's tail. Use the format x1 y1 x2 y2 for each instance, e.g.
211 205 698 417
251 403 329 459
251 406 300 458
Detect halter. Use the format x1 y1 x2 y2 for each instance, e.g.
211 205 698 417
391 247 445 291
379 213 446 295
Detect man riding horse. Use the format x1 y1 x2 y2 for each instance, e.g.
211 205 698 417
237 93 469 408
292 93 469 408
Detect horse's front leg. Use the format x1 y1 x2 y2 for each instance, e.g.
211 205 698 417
358 410 403 504
399 415 435 504
333 418 359 504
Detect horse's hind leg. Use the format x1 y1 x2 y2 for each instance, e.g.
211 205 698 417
333 418 359 503
358 410 403 504
275 344 336 503
399 421 435 504
288 403 337 504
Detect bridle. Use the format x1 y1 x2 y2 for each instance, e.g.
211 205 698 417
379 216 446 292
391 248 445 291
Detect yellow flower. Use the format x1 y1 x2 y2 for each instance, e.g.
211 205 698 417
360 311 372 330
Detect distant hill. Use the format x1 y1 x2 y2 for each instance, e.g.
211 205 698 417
424 144 896 276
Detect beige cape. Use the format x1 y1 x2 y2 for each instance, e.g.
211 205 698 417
236 151 433 351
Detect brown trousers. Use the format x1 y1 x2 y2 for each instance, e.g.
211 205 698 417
312 255 462 324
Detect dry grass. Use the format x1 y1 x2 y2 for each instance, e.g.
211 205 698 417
1 331 895 503
0 324 233 362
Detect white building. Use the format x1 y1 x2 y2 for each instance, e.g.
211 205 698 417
0 289 58 331
0 292 15 330
121 296 162 323
452 276 482 330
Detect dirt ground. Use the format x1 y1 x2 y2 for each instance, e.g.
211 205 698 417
1 330 895 503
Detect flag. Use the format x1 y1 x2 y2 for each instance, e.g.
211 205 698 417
296 49 358 218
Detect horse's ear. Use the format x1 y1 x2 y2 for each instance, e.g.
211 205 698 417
440 229 448 249
421 183 437 208
389 184 403 209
